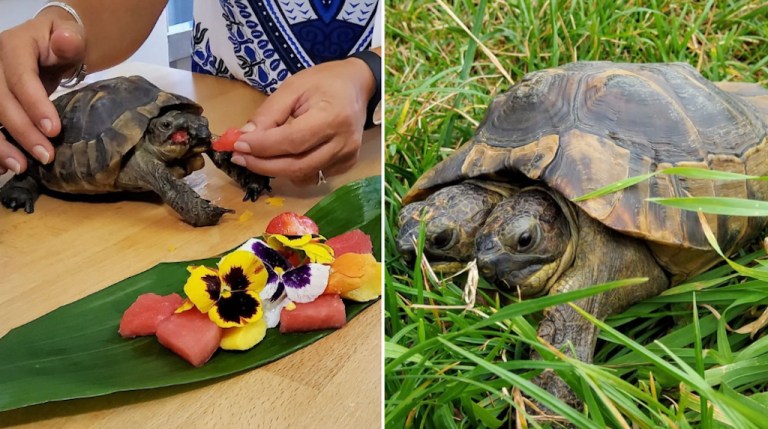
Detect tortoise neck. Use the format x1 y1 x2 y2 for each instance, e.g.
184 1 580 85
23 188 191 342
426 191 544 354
520 184 580 292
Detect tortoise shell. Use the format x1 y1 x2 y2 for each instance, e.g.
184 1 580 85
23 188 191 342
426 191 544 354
404 62 768 278
41 75 202 192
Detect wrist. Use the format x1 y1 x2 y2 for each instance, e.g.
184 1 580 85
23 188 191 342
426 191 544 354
346 50 382 129
345 53 376 100
36 10 74 24
35 4 80 27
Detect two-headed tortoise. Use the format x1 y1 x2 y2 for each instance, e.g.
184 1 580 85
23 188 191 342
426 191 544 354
0 75 270 227
397 61 768 403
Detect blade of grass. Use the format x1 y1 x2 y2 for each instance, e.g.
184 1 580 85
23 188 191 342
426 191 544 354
573 167 765 202
386 278 648 372
648 197 768 217
433 0 514 84
437 337 600 429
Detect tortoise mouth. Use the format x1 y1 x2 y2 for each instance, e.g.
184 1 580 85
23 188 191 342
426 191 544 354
507 259 561 297
398 245 468 275
477 250 560 295
169 129 190 145
167 129 210 155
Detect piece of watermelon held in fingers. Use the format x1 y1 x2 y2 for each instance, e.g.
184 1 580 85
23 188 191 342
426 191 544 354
211 128 243 152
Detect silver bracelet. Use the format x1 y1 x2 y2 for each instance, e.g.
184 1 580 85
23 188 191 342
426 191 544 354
35 2 87 88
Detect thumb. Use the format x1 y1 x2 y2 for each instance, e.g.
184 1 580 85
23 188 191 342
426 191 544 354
46 20 85 67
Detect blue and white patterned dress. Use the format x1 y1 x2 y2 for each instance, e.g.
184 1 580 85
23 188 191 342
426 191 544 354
192 0 381 94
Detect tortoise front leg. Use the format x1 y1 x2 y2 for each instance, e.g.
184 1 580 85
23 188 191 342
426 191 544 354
118 153 233 227
1 172 41 214
207 150 272 201
531 212 669 406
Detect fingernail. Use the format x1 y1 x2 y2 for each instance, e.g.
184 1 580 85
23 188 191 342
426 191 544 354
233 141 251 153
40 118 53 134
32 145 51 164
5 158 21 174
231 154 246 166
240 122 257 132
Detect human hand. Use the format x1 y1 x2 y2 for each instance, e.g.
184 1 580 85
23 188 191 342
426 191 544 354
0 8 86 175
231 54 377 187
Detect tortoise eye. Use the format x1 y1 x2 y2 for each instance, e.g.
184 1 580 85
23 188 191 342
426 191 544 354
160 120 173 131
431 229 456 250
517 230 534 251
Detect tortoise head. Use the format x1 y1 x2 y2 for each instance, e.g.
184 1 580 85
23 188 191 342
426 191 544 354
144 110 211 161
475 188 576 296
396 181 512 273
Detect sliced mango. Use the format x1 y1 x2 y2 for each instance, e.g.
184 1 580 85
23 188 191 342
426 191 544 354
326 253 382 301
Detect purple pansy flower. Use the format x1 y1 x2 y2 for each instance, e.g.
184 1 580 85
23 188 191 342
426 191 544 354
238 238 329 327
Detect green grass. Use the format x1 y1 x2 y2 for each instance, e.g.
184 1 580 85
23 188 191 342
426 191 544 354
384 0 768 427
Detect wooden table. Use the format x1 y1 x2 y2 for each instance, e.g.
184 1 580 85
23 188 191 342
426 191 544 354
0 63 382 428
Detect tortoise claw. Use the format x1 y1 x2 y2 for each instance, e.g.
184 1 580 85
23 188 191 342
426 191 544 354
1 186 36 214
242 179 272 202
184 204 235 227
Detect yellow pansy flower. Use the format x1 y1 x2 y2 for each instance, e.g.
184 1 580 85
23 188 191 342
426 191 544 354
183 250 268 328
264 233 335 265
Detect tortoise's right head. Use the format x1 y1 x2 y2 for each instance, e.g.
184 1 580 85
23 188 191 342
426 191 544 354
396 182 508 273
146 111 211 161
475 188 575 297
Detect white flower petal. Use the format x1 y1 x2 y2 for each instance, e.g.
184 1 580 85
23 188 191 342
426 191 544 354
262 294 289 328
284 264 330 303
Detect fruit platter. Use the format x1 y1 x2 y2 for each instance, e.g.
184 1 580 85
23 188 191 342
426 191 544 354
119 211 380 367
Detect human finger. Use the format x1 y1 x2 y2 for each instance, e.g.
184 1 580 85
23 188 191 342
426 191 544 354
39 22 87 95
46 21 86 65
236 108 337 158
0 71 54 166
8 20 84 141
4 61 60 139
0 130 27 174
232 135 358 182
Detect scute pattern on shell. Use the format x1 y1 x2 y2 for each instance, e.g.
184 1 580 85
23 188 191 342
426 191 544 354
38 76 202 192
405 61 768 277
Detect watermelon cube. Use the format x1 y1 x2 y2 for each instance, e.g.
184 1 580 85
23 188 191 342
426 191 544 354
280 294 346 334
325 229 373 256
156 310 223 367
118 293 184 338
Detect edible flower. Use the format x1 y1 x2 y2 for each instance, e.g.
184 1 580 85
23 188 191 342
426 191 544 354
264 233 335 265
220 317 268 351
239 238 329 327
183 250 268 328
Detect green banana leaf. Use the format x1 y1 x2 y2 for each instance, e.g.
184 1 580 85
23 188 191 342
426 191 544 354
0 175 382 412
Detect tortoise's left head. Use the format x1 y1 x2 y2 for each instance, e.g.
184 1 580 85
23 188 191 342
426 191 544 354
146 111 211 160
396 182 509 273
475 188 574 297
